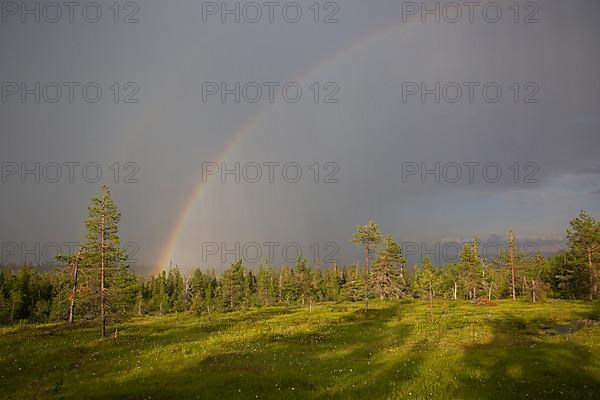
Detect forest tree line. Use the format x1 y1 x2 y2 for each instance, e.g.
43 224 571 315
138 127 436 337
0 187 598 334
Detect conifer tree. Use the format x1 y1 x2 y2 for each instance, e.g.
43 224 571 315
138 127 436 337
353 221 382 311
414 256 437 321
324 264 341 301
567 211 600 299
342 264 364 302
295 257 313 307
83 185 127 337
372 235 406 300
221 260 245 311
460 237 482 300
508 230 517 300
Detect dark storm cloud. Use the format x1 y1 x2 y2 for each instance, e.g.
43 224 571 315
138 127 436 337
1 0 599 269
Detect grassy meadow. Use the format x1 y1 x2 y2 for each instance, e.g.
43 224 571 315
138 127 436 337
1 300 599 400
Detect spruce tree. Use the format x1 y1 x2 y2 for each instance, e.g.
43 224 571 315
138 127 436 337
372 235 406 300
324 264 341 301
414 256 437 321
221 260 245 311
295 257 313 307
460 238 482 300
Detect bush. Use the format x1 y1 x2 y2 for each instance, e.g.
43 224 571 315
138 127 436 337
474 297 497 307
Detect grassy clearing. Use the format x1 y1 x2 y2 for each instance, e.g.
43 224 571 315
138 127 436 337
1 300 599 399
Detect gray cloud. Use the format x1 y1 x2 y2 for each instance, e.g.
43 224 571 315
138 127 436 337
1 0 599 270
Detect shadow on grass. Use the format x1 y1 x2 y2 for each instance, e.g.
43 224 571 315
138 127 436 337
454 313 600 400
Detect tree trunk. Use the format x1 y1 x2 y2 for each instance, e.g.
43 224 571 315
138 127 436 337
364 246 369 312
137 293 143 316
509 234 516 300
100 214 106 338
588 246 594 300
428 280 433 322
453 281 457 300
532 279 536 303
10 300 15 323
69 253 80 325
278 274 283 303
488 282 493 300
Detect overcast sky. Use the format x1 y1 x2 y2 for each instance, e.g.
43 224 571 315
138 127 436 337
1 0 599 271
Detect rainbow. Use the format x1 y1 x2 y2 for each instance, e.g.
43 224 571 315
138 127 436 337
155 20 419 273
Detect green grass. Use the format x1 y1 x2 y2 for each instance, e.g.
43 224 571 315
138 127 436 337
1 300 599 399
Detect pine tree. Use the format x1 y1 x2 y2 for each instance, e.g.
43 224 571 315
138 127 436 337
353 221 382 311
56 249 84 324
507 230 517 300
82 185 127 337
